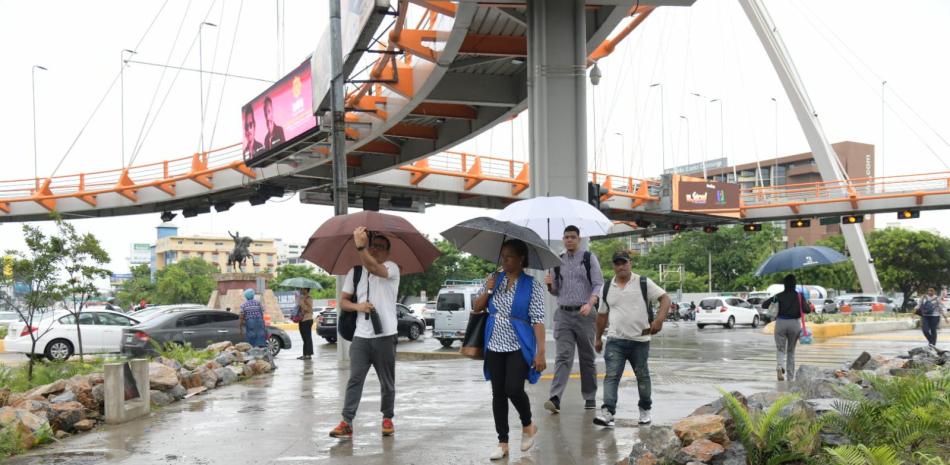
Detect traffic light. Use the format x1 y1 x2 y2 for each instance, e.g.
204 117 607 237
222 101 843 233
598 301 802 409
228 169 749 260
702 225 719 234
743 224 762 232
897 209 919 220
3 255 12 278
790 219 811 228
841 215 864 224
587 182 602 209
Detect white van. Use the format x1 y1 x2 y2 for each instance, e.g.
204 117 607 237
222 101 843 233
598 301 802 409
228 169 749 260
432 281 482 348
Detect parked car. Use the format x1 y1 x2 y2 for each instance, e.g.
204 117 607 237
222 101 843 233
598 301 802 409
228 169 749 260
433 282 482 348
129 304 206 323
4 309 140 361
120 309 291 357
841 295 895 313
745 296 771 323
0 311 22 331
408 301 437 326
835 294 860 310
316 304 425 343
821 299 838 314
696 297 760 329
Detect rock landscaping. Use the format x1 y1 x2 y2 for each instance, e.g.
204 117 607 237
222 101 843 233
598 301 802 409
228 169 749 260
0 341 275 457
624 345 950 465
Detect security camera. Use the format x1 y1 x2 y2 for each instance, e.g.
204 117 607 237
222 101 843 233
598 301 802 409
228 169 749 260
589 61 602 86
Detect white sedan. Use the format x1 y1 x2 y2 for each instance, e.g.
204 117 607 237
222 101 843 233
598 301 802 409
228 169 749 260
696 297 760 329
4 310 140 361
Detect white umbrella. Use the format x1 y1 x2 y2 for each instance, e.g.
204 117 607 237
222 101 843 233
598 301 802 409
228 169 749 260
496 196 613 240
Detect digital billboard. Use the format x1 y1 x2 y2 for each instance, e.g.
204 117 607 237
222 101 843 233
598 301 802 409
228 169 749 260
675 180 741 212
242 58 317 165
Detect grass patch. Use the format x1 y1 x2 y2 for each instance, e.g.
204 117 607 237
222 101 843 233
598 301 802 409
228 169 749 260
806 312 914 324
0 359 105 393
149 341 216 366
0 426 24 460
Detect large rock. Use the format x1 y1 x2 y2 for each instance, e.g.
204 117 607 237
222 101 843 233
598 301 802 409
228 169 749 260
149 390 174 407
711 442 746 465
10 398 53 420
73 419 95 432
207 341 233 353
246 359 272 375
908 346 938 358
674 439 725 464
180 370 204 390
746 392 783 412
22 379 66 399
214 367 238 386
234 342 252 352
907 354 939 370
198 366 219 389
148 362 181 391
805 398 852 417
247 347 269 361
227 365 245 379
793 366 849 398
65 377 97 411
673 415 728 447
50 391 77 404
87 372 104 385
203 360 224 371
155 356 182 371
91 384 105 408
689 392 745 437
629 426 682 461
0 388 10 407
214 352 236 367
167 384 187 401
0 407 51 449
48 401 85 432
850 352 872 370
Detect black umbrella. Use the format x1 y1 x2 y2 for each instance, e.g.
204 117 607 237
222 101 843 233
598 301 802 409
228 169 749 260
441 217 561 270
754 246 848 277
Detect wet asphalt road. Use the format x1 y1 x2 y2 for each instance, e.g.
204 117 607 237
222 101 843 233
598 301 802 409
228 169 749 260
5 322 947 465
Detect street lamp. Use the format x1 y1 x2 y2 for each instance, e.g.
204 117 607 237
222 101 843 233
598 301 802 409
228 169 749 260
31 65 48 190
710 98 725 178
198 21 217 155
679 115 690 174
120 49 137 168
650 83 665 174
771 97 777 186
691 92 708 179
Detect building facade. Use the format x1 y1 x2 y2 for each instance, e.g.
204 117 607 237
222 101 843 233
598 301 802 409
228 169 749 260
274 240 312 268
153 230 278 274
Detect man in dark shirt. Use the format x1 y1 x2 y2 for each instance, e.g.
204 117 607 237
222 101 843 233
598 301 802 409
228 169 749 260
242 106 263 158
263 97 285 150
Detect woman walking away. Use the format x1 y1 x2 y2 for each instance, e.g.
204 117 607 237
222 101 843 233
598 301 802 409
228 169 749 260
761 274 810 381
472 239 547 461
239 289 267 348
298 288 315 360
917 288 949 347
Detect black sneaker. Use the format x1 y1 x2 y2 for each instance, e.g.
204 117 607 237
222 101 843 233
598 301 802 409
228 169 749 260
584 399 596 410
544 396 560 414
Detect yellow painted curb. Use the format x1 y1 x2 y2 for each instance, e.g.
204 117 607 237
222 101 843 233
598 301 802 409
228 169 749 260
0 340 5 353
761 321 854 338
275 323 299 331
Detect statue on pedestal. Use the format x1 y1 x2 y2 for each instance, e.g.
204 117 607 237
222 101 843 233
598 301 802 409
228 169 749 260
227 231 256 272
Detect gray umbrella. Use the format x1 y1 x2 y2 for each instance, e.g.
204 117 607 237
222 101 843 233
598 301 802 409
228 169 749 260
441 217 561 270
279 277 323 289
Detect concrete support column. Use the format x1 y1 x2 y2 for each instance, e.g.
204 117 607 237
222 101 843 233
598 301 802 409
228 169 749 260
527 0 588 201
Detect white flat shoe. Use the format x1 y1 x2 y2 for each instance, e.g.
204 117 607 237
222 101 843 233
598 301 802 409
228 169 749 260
521 423 537 451
490 445 509 460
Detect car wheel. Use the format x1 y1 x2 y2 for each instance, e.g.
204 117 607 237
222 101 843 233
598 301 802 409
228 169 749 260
697 324 705 329
751 315 759 328
725 316 735 329
267 335 281 357
324 336 337 344
439 338 453 348
408 324 421 341
44 339 74 361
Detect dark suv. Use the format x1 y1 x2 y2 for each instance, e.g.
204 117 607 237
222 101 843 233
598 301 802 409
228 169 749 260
316 304 425 344
122 309 292 357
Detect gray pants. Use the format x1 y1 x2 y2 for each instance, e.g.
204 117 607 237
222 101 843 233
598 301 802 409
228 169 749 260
550 309 597 402
774 318 801 380
342 335 396 423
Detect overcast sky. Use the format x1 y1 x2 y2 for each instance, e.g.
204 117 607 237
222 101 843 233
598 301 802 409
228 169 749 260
1 0 948 275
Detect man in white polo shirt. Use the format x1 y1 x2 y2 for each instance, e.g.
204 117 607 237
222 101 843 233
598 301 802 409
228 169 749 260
593 251 671 427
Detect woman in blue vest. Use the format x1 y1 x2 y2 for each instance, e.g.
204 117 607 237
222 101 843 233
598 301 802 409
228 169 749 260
239 289 267 348
472 239 547 460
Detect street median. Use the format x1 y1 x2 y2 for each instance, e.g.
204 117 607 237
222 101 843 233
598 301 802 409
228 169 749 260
762 317 918 338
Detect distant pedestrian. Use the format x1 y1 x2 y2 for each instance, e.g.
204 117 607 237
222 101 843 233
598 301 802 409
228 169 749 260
593 251 671 428
917 288 948 347
239 289 267 348
544 225 604 414
329 228 401 439
761 274 811 381
297 288 314 360
472 239 546 460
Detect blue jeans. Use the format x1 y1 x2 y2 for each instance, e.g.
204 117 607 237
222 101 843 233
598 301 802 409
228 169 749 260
602 338 651 414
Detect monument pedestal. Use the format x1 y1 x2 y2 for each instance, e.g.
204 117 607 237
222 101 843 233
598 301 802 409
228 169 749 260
209 273 284 323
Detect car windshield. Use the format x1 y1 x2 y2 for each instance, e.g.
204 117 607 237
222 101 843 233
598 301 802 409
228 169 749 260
437 293 465 311
851 296 874 303
747 298 763 305
0 313 19 321
699 299 720 309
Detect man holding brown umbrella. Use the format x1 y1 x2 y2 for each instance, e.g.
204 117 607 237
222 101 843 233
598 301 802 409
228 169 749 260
329 226 401 439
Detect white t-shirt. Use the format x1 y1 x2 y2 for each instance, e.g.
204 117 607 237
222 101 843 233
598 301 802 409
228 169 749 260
597 274 666 342
342 261 401 338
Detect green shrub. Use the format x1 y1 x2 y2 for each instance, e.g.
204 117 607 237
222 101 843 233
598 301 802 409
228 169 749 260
149 341 216 366
0 326 7 339
717 388 822 465
0 425 24 460
0 359 104 393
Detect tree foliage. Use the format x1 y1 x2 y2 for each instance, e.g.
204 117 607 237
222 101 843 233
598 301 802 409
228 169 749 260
398 239 496 300
867 228 950 306
270 264 336 299
116 264 155 309
152 258 218 304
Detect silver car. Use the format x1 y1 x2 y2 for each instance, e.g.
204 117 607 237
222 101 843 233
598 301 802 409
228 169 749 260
846 295 896 313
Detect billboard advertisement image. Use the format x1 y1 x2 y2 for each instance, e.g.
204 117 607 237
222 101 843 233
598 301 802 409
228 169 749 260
242 59 316 164
674 180 741 212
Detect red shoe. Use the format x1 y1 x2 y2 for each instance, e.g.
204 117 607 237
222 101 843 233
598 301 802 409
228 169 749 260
382 418 394 436
329 421 353 438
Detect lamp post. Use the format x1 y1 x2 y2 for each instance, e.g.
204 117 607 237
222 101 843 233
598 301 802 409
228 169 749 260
771 97 777 186
31 65 48 190
120 49 136 168
691 92 708 179
198 22 217 155
679 115 690 174
710 98 725 179
650 83 665 174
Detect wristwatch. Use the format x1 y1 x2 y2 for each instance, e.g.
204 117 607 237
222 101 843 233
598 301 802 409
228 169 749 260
356 245 366 251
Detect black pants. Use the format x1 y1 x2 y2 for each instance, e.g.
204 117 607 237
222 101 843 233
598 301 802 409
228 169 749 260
921 315 941 345
485 350 532 443
299 320 314 356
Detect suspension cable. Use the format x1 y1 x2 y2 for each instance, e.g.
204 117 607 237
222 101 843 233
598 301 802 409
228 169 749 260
209 0 245 149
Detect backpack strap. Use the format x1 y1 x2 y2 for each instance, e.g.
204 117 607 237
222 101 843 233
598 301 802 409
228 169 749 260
602 277 612 311
641 276 654 323
553 251 593 286
349 266 363 303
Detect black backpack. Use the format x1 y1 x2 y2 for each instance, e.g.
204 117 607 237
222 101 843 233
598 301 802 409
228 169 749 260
338 266 362 342
553 251 592 287
602 275 654 323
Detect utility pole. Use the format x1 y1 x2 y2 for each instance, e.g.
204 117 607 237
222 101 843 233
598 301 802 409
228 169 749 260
707 251 712 293
329 0 350 362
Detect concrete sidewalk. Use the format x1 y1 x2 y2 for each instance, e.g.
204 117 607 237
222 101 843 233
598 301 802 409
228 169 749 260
5 324 947 465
